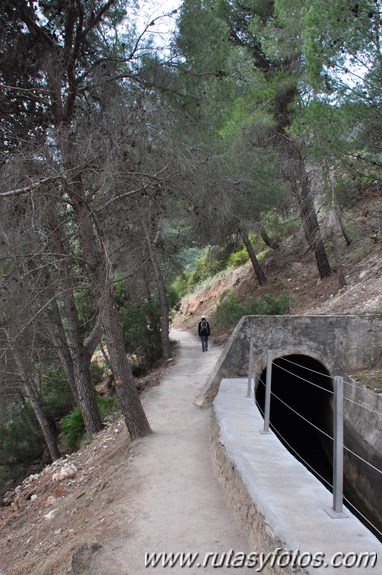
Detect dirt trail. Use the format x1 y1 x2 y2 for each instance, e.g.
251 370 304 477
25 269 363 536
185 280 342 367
90 329 251 575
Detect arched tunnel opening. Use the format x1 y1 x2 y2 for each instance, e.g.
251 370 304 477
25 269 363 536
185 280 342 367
255 354 382 542
255 354 334 489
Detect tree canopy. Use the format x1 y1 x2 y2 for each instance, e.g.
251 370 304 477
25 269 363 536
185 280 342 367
1 0 381 487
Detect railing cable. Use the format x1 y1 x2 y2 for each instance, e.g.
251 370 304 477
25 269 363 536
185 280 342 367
259 406 333 491
276 356 333 379
269 388 334 442
343 494 382 540
274 362 334 395
344 445 382 476
343 394 382 418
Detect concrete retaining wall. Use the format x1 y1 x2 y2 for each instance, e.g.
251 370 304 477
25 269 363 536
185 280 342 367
211 379 382 574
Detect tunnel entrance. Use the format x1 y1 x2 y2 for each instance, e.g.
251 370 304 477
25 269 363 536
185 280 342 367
255 354 333 487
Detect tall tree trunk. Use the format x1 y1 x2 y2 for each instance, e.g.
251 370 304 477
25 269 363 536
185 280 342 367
282 142 331 280
68 185 151 439
14 394 41 438
61 288 103 433
45 298 79 403
239 223 267 286
42 262 102 434
6 331 60 461
330 212 347 289
142 220 172 360
336 206 352 246
102 291 152 439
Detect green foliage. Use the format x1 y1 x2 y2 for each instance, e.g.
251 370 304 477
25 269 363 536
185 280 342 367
172 245 232 297
119 301 163 373
0 403 45 476
228 245 250 268
58 406 85 450
215 289 294 329
38 367 76 423
59 396 116 450
171 270 193 299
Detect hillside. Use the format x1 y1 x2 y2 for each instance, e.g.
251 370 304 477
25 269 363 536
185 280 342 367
1 198 382 574
173 223 382 335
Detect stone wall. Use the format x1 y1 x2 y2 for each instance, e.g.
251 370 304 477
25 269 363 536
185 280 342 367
197 314 382 407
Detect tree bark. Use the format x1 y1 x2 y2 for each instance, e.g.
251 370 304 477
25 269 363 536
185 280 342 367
68 184 151 439
282 142 331 280
6 331 60 461
45 298 79 403
260 223 279 249
239 223 267 286
142 220 172 360
62 288 103 433
102 292 152 439
336 207 352 246
42 264 103 434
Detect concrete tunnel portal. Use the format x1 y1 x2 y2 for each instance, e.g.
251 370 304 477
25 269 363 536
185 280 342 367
200 316 382 542
255 354 334 487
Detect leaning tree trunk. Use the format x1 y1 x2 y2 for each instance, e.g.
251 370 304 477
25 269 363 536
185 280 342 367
329 211 347 289
6 331 60 461
260 223 279 249
69 187 151 440
273 88 331 281
336 205 352 246
239 223 267 286
42 263 103 434
102 291 152 439
299 179 331 279
285 146 331 280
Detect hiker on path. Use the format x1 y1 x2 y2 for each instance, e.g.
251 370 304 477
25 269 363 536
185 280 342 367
198 315 210 352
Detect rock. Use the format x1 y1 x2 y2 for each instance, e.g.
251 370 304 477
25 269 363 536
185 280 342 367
71 542 102 574
45 495 58 506
2 491 13 506
44 508 59 521
52 463 77 482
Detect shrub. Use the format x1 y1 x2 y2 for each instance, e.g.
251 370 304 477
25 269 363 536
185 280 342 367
215 290 294 330
58 406 85 450
214 291 246 329
119 301 163 373
228 246 249 268
39 366 76 424
59 396 116 450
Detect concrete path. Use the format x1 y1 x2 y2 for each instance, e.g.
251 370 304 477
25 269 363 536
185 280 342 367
90 329 252 575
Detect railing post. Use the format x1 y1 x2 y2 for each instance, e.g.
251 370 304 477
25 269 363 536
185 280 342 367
325 375 348 518
247 337 254 398
261 349 273 434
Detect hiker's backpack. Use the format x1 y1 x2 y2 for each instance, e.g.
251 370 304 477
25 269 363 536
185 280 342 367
200 319 208 335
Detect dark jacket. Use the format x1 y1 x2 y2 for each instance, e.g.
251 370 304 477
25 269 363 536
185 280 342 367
198 319 210 337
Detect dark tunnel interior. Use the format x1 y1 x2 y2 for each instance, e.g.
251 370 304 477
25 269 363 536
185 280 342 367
255 354 334 486
255 353 381 542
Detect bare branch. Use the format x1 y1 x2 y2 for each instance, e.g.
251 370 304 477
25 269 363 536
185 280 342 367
0 176 65 199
